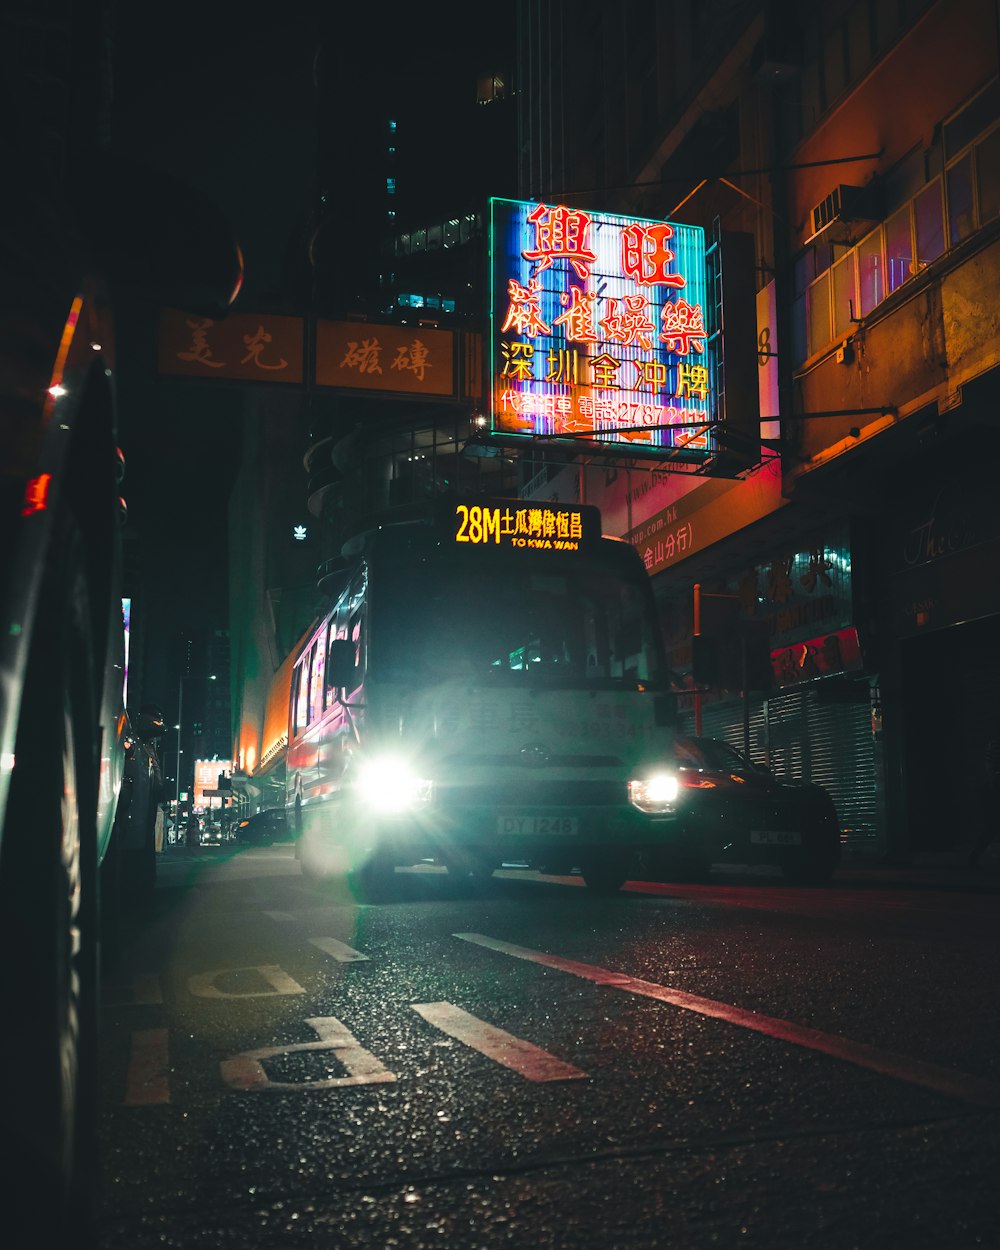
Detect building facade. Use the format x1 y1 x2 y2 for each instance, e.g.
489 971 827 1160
514 0 1000 863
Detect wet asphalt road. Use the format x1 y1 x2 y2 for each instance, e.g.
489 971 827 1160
95 844 1000 1249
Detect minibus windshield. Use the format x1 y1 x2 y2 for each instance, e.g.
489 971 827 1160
373 557 668 687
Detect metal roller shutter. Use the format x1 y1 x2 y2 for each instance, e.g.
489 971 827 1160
804 686 879 851
681 682 879 853
691 695 768 764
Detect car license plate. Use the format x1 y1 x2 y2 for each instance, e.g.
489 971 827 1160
497 814 578 836
750 830 802 846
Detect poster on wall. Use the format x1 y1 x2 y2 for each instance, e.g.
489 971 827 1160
489 198 716 461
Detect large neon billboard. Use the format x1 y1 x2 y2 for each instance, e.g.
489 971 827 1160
489 198 715 458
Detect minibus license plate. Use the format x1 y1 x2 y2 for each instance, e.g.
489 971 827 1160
498 814 578 836
750 830 802 846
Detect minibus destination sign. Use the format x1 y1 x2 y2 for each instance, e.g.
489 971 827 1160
452 502 597 552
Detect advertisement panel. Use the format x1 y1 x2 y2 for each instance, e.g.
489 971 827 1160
194 759 231 811
489 198 715 459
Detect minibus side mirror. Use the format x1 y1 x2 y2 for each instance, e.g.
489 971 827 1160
327 638 357 690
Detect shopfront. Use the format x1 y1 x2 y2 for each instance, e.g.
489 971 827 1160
655 516 883 859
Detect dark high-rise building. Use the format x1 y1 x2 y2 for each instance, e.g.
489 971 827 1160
228 11 521 813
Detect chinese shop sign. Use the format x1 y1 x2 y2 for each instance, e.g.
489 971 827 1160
158 309 304 383
627 458 784 577
315 320 455 397
489 198 715 457
657 524 862 688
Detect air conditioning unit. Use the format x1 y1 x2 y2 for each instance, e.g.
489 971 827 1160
805 184 879 246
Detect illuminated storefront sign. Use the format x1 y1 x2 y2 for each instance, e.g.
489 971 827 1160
158 309 304 382
626 459 785 577
451 500 598 552
489 198 715 457
315 320 455 397
771 626 863 688
194 759 231 811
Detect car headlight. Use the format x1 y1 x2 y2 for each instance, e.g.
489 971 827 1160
628 772 679 813
356 756 433 813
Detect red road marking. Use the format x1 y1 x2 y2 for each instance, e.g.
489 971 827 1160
455 933 1000 1109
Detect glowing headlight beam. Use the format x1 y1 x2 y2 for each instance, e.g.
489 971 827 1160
628 772 679 813
355 758 433 813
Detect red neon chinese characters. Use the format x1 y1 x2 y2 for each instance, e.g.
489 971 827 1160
621 222 687 288
659 298 706 355
553 287 598 342
501 275 552 337
600 294 656 350
521 204 598 281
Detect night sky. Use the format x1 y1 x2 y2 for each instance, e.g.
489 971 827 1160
106 3 514 705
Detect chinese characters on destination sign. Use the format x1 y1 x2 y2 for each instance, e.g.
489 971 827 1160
490 199 715 456
453 503 587 552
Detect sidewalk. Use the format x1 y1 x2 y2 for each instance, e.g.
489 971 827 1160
831 847 1000 892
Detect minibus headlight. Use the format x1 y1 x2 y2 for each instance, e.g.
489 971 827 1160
628 772 679 813
356 757 433 813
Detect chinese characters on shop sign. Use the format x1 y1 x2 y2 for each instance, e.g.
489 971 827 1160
315 320 455 396
158 310 304 383
490 199 716 456
158 311 456 398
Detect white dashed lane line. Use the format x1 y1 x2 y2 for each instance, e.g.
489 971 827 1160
454 932 1000 1109
308 936 370 963
411 1001 587 1082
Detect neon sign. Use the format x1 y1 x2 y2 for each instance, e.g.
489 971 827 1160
451 501 598 552
489 199 715 457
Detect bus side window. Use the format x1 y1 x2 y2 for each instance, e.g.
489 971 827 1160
349 610 365 688
326 631 343 693
292 658 308 736
310 629 326 720
303 644 316 726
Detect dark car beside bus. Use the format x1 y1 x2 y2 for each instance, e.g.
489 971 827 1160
645 736 842 886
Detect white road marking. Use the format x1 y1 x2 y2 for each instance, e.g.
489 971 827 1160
263 910 297 923
454 933 1000 1109
187 964 306 999
309 936 369 963
124 1028 170 1106
411 1001 587 1082
220 1016 396 1091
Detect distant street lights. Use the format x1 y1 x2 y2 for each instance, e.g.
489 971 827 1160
175 673 216 834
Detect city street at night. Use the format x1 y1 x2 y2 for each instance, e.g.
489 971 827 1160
96 845 1000 1249
6 3 1000 1247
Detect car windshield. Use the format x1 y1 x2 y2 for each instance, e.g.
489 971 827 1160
374 558 668 688
672 737 760 772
